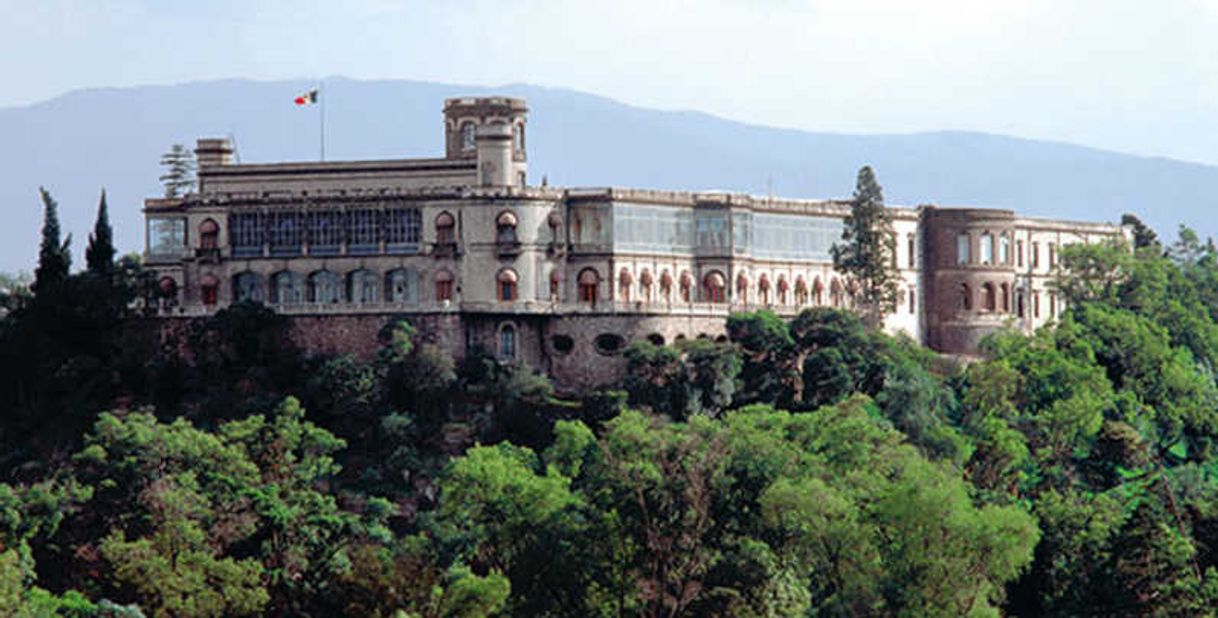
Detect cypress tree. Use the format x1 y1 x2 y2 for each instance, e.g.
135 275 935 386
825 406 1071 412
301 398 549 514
85 189 116 274
32 187 71 297
831 166 899 329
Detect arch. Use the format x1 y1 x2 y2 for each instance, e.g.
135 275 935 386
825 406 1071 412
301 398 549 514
460 122 476 151
200 273 219 306
758 273 771 305
578 268 599 304
830 278 843 308
776 275 789 304
735 272 749 304
348 268 380 304
679 270 693 303
619 268 634 301
982 282 997 312
794 276 809 305
659 269 673 295
1000 282 1010 313
1016 287 1026 318
813 277 825 306
434 269 455 302
957 282 972 312
957 232 971 265
158 276 178 298
435 211 456 245
980 233 994 265
386 268 419 304
270 270 303 305
198 218 219 250
307 271 343 304
594 333 626 355
550 334 574 355
703 270 726 304
639 268 653 301
999 234 1011 264
647 333 666 346
497 268 518 302
514 123 525 153
549 269 563 300
546 210 562 229
496 210 518 244
499 323 517 359
233 271 265 303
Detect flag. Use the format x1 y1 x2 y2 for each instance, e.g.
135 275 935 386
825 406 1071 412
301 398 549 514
294 89 319 106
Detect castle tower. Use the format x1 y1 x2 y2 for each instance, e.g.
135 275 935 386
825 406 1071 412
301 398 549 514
443 97 528 187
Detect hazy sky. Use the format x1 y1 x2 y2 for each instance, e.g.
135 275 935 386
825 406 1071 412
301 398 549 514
4 0 1218 164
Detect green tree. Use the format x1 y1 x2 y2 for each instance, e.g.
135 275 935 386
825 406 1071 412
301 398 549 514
1121 213 1160 251
85 189 116 274
832 166 899 329
159 143 197 198
32 187 71 298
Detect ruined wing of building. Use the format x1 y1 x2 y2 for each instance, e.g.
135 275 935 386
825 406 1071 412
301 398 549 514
142 97 1124 390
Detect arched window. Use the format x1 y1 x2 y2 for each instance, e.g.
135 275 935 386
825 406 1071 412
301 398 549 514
679 271 693 303
386 268 419 304
982 282 996 312
435 270 454 302
549 269 562 301
233 271 265 303
270 271 303 305
158 276 178 310
619 268 634 301
499 324 517 360
957 233 971 265
514 123 525 153
307 271 342 304
497 269 518 302
703 271 726 304
999 234 1011 264
794 276 809 305
1016 239 1025 267
1000 282 1010 313
200 274 219 306
496 211 518 244
908 285 916 314
758 274 771 305
199 218 219 250
813 277 825 306
460 122 476 151
1049 291 1057 317
660 269 673 301
639 269 653 302
980 233 994 265
578 268 599 304
957 283 972 312
1034 291 1041 318
1016 288 1026 318
1048 243 1057 268
907 234 916 268
435 212 456 245
348 269 379 304
735 273 749 305
777 275 789 305
890 233 899 269
830 278 843 308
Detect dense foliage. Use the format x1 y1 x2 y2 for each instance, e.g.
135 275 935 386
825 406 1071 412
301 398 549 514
5 193 1218 616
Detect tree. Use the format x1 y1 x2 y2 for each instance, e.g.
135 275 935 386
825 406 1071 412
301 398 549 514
159 143 197 198
1121 213 1160 251
32 187 70 297
832 166 899 329
85 189 115 274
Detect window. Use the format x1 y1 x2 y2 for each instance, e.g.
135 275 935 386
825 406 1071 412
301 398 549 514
268 211 302 256
347 210 379 254
307 211 343 256
830 278 843 308
270 271 303 305
679 271 692 303
980 233 994 265
498 269 518 302
514 123 525 153
385 208 421 253
158 277 178 310
957 283 972 312
647 333 665 346
233 271 265 303
578 268 599 304
890 233 899 269
496 211 518 244
999 234 1010 264
1049 291 1056 317
549 270 562 301
307 271 343 304
639 269 653 302
199 219 219 249
1016 239 1025 268
660 269 673 301
777 276 789 305
435 270 454 302
1048 243 1057 268
735 273 749 305
1017 289 1026 318
550 335 574 355
148 217 187 256
813 277 824 306
499 324 517 360
909 286 916 314
795 276 809 305
461 122 476 151
957 233 971 265
618 268 633 301
594 333 626 355
982 283 996 312
703 271 726 304
230 213 263 257
1034 291 1041 318
349 269 379 304
1001 283 1010 313
386 268 418 303
435 212 456 245
695 212 729 248
200 274 219 306
758 274 771 305
907 234 916 268
1032 242 1040 268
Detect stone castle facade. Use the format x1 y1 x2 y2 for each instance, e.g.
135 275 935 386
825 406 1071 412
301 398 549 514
143 97 1122 389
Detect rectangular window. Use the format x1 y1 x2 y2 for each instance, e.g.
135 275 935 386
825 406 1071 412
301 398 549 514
347 209 380 255
147 217 187 256
957 234 971 265
1049 243 1057 268
230 212 263 257
696 211 728 249
308 210 343 256
1016 240 1024 267
435 280 454 302
385 207 422 254
909 286 916 314
268 211 302 256
980 234 994 265
1032 242 1040 268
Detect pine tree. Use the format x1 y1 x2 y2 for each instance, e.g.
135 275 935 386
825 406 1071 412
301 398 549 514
159 144 197 198
32 187 71 297
86 189 116 274
831 166 899 329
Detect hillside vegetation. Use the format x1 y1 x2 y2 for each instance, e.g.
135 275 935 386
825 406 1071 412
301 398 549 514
4 203 1218 615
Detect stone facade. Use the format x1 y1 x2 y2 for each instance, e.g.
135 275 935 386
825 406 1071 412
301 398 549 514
142 96 1125 391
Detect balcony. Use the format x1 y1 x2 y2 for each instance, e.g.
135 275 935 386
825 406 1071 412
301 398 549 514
495 241 522 259
432 242 460 259
194 247 221 263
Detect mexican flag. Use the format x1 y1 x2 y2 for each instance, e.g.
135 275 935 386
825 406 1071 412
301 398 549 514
294 89 319 106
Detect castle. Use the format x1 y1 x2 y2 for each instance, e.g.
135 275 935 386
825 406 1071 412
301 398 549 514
143 97 1122 389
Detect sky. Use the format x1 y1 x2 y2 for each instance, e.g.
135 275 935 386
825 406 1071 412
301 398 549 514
3 0 1218 164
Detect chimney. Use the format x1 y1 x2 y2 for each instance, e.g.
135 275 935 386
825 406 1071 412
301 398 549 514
195 138 234 167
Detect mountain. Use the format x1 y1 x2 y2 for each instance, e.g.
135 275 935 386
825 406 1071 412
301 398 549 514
0 76 1213 272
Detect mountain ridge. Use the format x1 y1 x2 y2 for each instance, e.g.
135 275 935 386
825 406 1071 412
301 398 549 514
0 76 1213 271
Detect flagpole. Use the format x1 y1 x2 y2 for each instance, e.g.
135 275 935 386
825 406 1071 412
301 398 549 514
319 81 326 162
